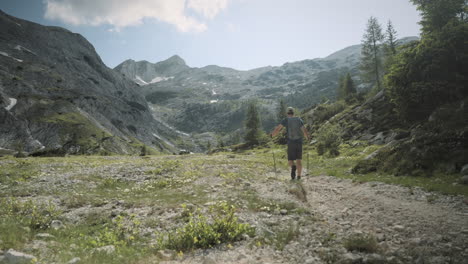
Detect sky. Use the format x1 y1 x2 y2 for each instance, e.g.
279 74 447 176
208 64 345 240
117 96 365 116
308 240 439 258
0 0 421 70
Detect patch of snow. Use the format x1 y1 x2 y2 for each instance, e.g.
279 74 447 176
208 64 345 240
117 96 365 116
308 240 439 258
0 51 22 62
210 100 219 104
202 82 207 85
15 23 21 27
33 140 45 149
134 75 148 85
14 45 37 55
5 98 17 111
152 133 175 147
212 89 217 95
149 76 174 84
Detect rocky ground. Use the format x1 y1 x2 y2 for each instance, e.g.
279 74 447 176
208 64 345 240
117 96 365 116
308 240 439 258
0 152 467 264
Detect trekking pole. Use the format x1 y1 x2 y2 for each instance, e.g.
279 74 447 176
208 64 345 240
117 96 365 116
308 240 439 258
307 152 309 176
272 151 277 176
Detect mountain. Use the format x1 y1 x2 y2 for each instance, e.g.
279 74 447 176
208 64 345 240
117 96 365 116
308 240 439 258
0 10 179 155
114 37 418 143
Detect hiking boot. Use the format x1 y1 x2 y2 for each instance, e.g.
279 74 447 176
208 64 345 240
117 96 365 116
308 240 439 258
291 165 296 180
297 175 301 180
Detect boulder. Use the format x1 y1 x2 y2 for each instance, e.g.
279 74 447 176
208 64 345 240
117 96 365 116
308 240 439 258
4 249 37 264
461 164 468 175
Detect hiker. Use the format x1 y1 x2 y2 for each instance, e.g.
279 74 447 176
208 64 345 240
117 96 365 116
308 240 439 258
271 107 309 180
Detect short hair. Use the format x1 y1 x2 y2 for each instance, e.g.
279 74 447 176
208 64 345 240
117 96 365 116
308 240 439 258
287 107 294 115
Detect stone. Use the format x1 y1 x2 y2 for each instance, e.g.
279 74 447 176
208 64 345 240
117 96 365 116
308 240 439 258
35 233 55 240
4 249 37 264
51 220 64 230
460 175 468 185
68 257 81 264
95 245 115 254
339 253 362 264
305 257 319 264
393 225 405 231
364 253 385 263
461 164 468 175
376 233 385 242
156 249 174 261
280 209 288 215
202 256 217 264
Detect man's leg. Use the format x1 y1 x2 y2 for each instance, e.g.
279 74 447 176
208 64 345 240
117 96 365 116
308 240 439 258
288 160 296 179
296 160 302 179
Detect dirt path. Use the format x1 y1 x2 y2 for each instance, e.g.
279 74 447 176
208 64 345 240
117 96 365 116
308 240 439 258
177 172 468 264
2 155 467 264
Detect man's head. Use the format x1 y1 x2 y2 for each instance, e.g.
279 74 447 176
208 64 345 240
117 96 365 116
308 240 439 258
287 107 294 116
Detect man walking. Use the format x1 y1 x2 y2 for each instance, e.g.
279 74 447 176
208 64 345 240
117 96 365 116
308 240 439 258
271 107 309 180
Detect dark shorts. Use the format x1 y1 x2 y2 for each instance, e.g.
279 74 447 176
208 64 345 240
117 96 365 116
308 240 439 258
287 141 302 160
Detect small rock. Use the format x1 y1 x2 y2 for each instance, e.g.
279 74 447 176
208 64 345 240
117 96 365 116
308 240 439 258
376 233 385 242
339 252 362 264
35 233 55 240
365 253 385 263
393 225 405 231
461 164 468 175
4 249 37 264
460 175 468 185
280 209 288 215
409 237 422 245
68 257 81 264
157 249 174 261
202 256 217 264
95 245 115 254
305 257 319 264
51 220 64 230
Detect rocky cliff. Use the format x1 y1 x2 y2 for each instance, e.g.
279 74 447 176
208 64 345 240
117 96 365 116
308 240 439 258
0 10 178 155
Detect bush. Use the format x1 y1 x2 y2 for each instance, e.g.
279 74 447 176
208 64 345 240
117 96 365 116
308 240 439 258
316 124 342 157
309 101 346 125
344 233 379 253
385 21 467 122
158 201 255 251
0 198 62 230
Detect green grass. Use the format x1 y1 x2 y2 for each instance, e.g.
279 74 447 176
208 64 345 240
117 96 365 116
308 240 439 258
245 142 468 197
0 141 465 263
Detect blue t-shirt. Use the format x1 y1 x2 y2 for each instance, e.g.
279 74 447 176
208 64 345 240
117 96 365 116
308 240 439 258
281 117 304 143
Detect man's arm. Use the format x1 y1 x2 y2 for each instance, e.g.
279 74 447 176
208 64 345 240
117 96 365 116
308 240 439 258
301 126 309 141
271 124 284 137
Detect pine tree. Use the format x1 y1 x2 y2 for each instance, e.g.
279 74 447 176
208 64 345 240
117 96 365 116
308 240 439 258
337 75 346 100
361 16 384 90
385 20 398 56
244 101 262 146
410 0 467 35
277 99 286 123
338 73 356 101
343 73 357 100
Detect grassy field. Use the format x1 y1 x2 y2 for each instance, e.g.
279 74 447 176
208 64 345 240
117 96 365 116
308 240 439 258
0 142 465 263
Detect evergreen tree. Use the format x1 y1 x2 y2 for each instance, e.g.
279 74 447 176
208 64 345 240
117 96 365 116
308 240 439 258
410 0 467 35
338 73 357 101
277 99 286 123
385 20 398 56
361 16 385 90
337 75 346 100
385 0 467 121
244 101 262 146
343 73 357 100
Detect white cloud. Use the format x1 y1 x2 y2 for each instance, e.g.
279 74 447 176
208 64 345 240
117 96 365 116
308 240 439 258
43 0 230 32
187 0 229 19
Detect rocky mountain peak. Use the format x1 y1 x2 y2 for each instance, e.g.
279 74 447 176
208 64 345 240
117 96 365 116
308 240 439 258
164 55 186 66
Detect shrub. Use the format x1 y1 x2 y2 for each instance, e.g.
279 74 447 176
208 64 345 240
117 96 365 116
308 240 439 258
316 123 342 157
158 201 255 251
344 233 379 253
0 198 62 230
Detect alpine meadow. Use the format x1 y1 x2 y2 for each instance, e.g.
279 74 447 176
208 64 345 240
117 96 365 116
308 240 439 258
0 0 467 263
